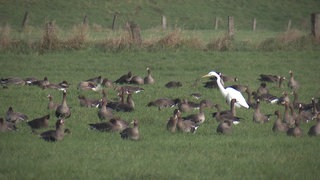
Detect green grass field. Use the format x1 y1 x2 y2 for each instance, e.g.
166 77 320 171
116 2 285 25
1 50 320 179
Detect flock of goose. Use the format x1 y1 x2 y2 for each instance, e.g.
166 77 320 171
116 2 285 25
1 68 320 142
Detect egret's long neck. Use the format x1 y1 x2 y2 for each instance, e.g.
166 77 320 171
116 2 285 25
216 76 227 98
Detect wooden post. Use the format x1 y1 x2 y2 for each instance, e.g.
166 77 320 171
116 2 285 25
83 15 88 26
287 19 291 31
215 17 219 30
112 13 117 31
21 11 29 31
311 13 320 39
252 18 257 31
228 16 234 38
162 15 167 30
127 22 142 45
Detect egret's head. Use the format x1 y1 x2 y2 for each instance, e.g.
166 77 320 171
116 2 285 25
202 71 219 78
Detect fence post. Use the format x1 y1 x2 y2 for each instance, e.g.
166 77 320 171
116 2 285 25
311 13 320 39
83 15 88 26
252 18 257 31
112 13 118 31
127 22 142 45
228 16 234 38
215 17 219 30
162 15 167 30
21 11 29 31
287 19 291 31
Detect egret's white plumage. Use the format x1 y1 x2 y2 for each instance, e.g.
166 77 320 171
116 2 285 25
202 71 249 109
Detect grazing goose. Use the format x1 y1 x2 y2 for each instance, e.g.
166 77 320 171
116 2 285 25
55 90 71 119
287 120 303 137
308 113 320 136
190 93 202 100
114 90 134 112
45 80 69 91
202 71 249 109
78 95 100 108
114 85 144 94
120 119 140 140
283 101 295 126
258 74 285 88
245 88 257 109
98 98 114 121
178 99 199 112
297 104 314 123
86 76 113 88
86 75 103 84
130 75 144 85
277 91 290 105
47 94 59 111
89 117 129 133
40 119 65 142
167 109 179 133
216 120 233 135
272 110 289 133
288 70 299 90
31 77 50 88
177 112 199 133
256 82 269 96
182 101 206 125
213 99 241 125
252 91 279 104
144 67 155 84
114 71 133 84
6 106 28 124
147 98 180 110
165 81 182 88
0 77 26 86
0 117 17 132
27 114 50 130
220 73 238 83
253 99 272 123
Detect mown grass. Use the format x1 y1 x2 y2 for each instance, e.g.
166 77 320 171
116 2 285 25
1 50 320 179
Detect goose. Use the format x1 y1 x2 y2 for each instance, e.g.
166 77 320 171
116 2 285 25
213 99 241 125
167 109 179 133
147 98 181 110
0 117 17 132
45 80 69 91
220 73 238 83
182 101 206 125
55 90 71 119
287 120 303 137
277 91 290 105
252 91 279 104
6 106 28 124
282 101 295 126
288 70 299 90
27 114 50 130
98 98 114 121
165 81 182 88
120 119 140 140
0 77 26 86
31 77 50 88
258 74 280 82
77 81 101 91
308 113 320 136
176 111 199 133
190 93 202 100
202 71 249 109
130 75 144 85
253 99 272 123
228 84 249 93
178 99 199 112
40 119 65 142
216 120 233 135
144 67 155 84
114 85 144 94
89 117 129 133
297 104 314 123
114 71 133 84
86 75 103 84
47 94 59 111
256 82 269 96
272 110 289 133
245 88 257 109
78 95 100 108
114 90 134 112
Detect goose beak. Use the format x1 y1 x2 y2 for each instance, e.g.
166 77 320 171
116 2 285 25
202 74 211 78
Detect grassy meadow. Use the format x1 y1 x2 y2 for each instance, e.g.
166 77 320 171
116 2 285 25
1 0 320 179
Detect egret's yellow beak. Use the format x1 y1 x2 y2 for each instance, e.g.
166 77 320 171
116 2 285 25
202 74 211 78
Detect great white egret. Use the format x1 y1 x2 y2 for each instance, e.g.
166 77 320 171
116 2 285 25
202 71 249 109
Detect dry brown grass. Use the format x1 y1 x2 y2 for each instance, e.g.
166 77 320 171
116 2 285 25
206 34 233 51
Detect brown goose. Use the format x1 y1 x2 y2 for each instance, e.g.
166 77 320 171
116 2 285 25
176 111 199 133
114 71 133 84
144 67 155 84
220 73 238 83
98 98 114 121
182 101 206 125
272 110 289 133
297 104 314 123
0 117 17 132
6 106 28 124
147 98 180 110
228 84 249 93
89 117 129 133
288 70 299 90
130 75 144 85
308 113 320 136
40 119 65 142
258 74 280 83
287 120 303 137
47 94 59 111
78 95 100 108
55 90 71 119
115 91 134 112
27 114 50 130
253 99 272 123
178 99 199 112
256 82 269 96
165 81 182 88
31 77 50 88
213 99 241 125
217 120 233 135
167 109 179 133
0 77 26 86
114 85 144 94
120 119 140 140
45 80 69 91
245 88 257 109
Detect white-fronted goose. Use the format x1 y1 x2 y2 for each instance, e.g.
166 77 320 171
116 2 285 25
130 75 144 85
27 114 50 130
147 98 180 110
45 80 69 91
47 94 59 111
283 101 294 126
55 90 71 119
308 113 320 136
31 76 50 88
167 109 179 133
144 67 155 84
258 74 280 83
252 91 279 104
220 73 238 83
287 120 303 137
40 119 65 142
217 120 233 135
120 119 140 140
288 70 299 90
114 71 133 84
297 104 314 123
177 110 199 133
190 93 202 100
6 106 28 124
98 98 114 121
0 77 26 86
178 99 198 112
253 99 272 123
272 110 289 133
114 85 144 94
245 88 257 109
113 89 134 112
0 117 17 132
256 82 269 96
213 99 241 125
78 95 100 108
89 117 129 132
182 101 206 125
165 81 182 88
